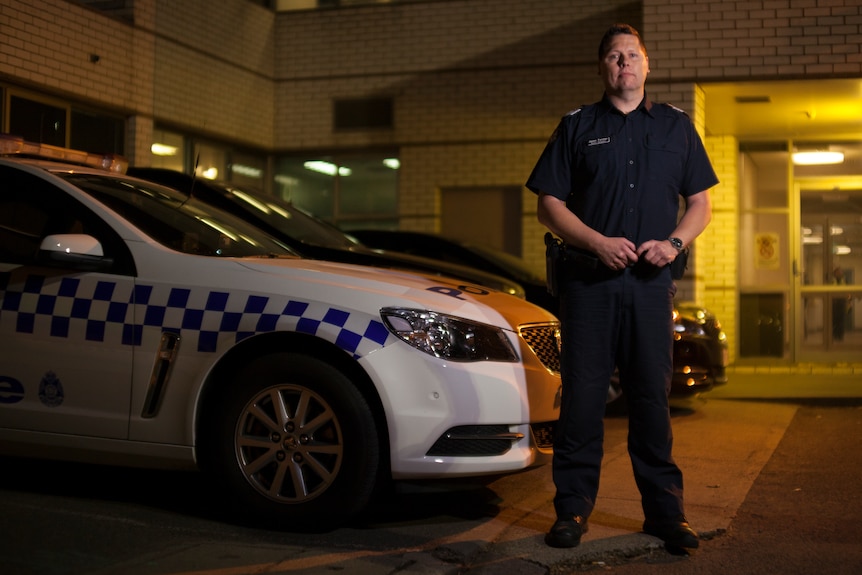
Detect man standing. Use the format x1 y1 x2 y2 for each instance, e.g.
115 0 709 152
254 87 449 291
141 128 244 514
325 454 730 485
526 23 717 551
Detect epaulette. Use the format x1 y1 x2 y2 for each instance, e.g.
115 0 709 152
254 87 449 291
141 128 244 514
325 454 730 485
548 105 590 143
563 103 596 119
662 102 690 117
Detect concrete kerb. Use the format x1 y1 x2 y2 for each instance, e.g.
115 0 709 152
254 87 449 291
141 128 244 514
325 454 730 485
443 392 804 574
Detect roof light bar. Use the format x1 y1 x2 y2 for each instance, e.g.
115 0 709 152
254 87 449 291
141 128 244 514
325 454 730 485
0 133 129 173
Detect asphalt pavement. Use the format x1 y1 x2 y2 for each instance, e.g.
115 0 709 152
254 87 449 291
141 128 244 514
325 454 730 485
74 371 861 575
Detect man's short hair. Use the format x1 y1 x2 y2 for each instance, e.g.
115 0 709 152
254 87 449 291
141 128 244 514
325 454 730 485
598 23 647 59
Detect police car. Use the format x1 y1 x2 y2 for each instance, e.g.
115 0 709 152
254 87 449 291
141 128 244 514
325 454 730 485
0 136 561 529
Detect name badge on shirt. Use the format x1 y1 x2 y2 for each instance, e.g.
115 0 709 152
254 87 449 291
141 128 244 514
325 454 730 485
588 137 611 147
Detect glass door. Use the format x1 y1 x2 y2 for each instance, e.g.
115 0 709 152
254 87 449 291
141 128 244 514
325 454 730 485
796 179 862 361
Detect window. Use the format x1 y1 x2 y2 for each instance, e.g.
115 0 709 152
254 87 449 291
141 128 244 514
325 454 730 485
191 142 228 182
9 96 66 147
148 128 268 192
228 150 267 190
150 129 186 171
6 93 125 155
737 142 791 359
71 109 124 155
274 154 398 228
68 0 134 23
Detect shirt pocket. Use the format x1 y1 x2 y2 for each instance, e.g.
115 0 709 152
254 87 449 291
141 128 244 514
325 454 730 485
645 134 685 191
577 134 619 180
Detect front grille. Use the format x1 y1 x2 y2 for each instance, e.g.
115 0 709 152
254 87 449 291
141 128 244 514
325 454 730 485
426 425 516 457
531 421 555 449
520 323 561 373
674 339 708 364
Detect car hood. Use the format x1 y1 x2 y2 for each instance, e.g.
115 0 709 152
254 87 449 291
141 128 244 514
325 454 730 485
230 256 555 331
319 243 526 299
675 301 716 322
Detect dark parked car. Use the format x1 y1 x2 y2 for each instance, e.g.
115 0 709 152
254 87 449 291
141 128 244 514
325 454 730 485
352 230 557 313
349 230 728 398
125 168 525 300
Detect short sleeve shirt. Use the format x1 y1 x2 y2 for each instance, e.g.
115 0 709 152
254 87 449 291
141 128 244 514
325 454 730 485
525 94 719 246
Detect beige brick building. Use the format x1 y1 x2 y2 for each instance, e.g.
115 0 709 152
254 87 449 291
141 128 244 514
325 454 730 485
2 0 861 378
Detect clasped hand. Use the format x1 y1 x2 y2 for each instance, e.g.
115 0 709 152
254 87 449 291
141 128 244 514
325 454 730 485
595 237 676 271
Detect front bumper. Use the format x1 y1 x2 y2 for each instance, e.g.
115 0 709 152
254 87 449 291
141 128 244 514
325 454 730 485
672 334 728 395
360 322 561 479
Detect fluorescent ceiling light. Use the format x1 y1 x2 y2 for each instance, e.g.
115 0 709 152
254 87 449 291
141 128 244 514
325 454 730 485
383 158 400 169
231 164 262 178
792 151 844 165
304 160 351 176
834 245 851 255
151 143 178 156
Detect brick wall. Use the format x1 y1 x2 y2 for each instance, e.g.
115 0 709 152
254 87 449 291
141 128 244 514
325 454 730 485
0 0 153 112
150 0 276 147
704 134 740 364
642 0 862 81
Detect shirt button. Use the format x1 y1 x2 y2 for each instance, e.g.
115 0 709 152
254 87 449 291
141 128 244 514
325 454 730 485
629 183 635 188
628 160 634 165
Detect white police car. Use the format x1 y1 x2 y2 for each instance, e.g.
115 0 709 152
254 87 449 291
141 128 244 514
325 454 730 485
0 136 561 528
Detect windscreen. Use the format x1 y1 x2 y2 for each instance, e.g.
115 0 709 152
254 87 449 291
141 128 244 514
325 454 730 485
58 173 297 258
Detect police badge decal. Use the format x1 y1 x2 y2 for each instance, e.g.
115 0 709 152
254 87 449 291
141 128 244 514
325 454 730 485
39 371 65 407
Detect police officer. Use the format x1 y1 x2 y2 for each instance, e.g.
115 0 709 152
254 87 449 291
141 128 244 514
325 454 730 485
526 23 718 551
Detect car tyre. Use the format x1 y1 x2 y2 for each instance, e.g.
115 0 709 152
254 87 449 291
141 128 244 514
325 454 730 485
200 352 380 529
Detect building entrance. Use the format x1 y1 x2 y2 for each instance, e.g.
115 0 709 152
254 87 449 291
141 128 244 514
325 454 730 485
704 78 862 368
736 145 862 363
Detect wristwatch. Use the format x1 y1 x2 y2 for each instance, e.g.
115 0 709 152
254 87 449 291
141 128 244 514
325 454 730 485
668 237 684 252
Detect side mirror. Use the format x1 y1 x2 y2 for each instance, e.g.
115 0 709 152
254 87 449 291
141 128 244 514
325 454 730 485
37 234 114 271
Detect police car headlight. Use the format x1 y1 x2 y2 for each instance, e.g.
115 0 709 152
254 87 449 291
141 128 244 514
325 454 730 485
380 308 518 362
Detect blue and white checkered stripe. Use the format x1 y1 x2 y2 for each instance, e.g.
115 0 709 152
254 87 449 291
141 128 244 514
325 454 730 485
0 272 391 358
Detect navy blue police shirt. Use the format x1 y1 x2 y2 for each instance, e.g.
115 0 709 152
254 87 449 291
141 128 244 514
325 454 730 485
526 94 719 249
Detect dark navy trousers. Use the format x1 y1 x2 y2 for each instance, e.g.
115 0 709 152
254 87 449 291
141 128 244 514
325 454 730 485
552 264 684 522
